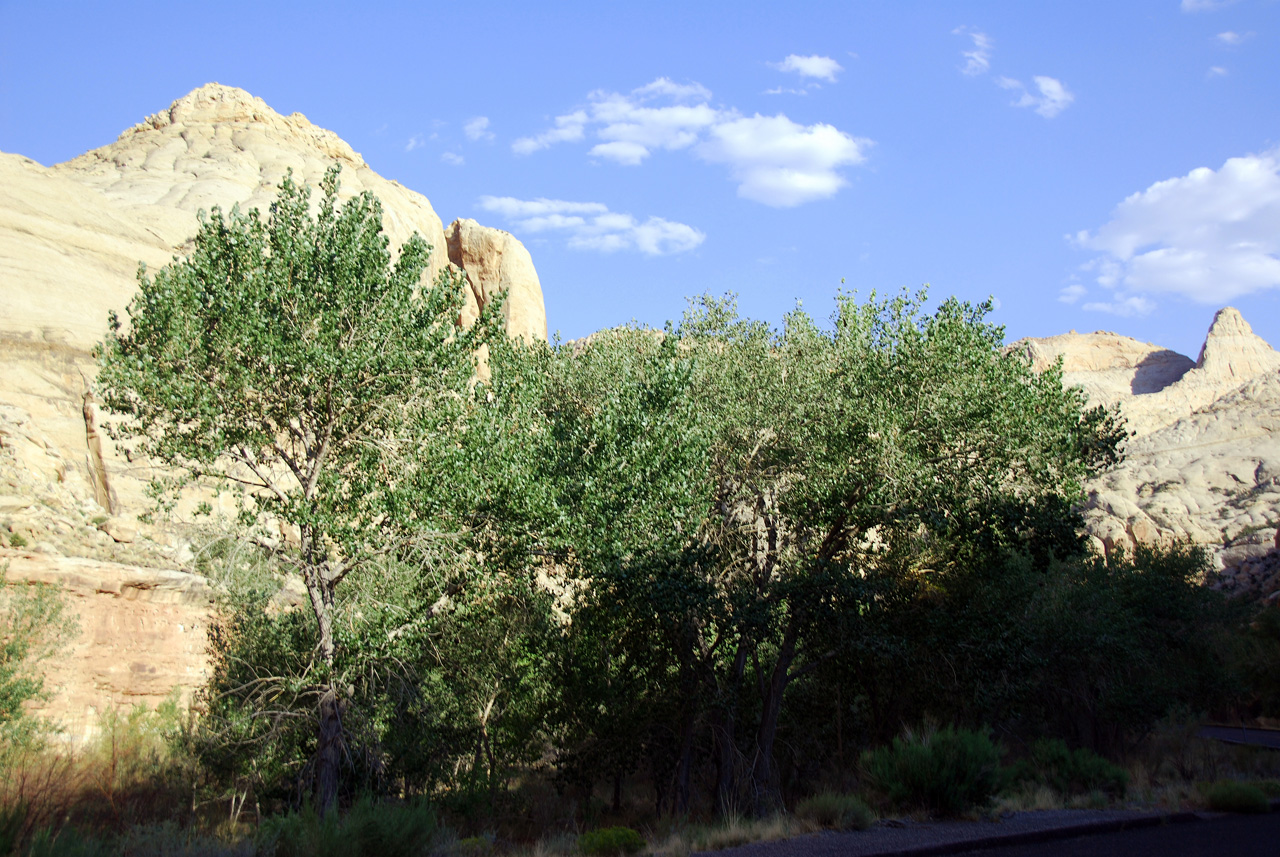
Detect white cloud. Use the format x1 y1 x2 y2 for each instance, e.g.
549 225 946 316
769 54 843 82
588 140 652 165
1182 0 1237 11
511 78 871 206
952 27 993 76
441 152 465 166
464 117 494 141
1208 65 1229 77
405 134 426 152
763 87 810 96
477 196 705 255
1058 284 1087 304
1216 31 1243 44
1073 148 1280 306
696 114 870 207
998 75 1074 118
512 110 587 155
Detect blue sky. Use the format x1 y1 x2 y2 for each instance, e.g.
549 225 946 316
2 0 1278 358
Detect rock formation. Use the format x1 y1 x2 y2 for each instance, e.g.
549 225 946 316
1013 308 1280 598
0 83 546 738
447 218 547 342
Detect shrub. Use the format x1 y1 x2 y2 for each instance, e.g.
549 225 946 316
259 797 439 857
794 792 875 830
1204 781 1270 814
578 826 645 856
861 726 1002 815
1006 739 1128 797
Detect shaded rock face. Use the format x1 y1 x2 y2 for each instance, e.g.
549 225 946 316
1013 308 1280 598
0 83 547 739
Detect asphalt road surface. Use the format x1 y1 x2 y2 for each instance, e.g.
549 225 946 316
1197 724 1280 750
952 812 1280 856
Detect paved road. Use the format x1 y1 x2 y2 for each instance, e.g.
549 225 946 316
1197 724 1280 749
952 812 1280 856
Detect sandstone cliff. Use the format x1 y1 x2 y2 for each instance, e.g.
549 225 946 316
0 84 546 738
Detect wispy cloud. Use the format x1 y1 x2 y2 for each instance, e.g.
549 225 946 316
769 54 843 82
1073 147 1280 310
441 152 464 166
998 75 1075 118
1207 66 1229 77
405 134 427 152
1182 0 1237 11
512 111 588 155
464 117 494 141
952 27 993 76
511 78 870 207
1082 296 1156 317
478 196 705 255
1058 283 1087 304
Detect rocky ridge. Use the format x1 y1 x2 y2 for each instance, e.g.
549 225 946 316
0 84 546 738
1013 308 1280 597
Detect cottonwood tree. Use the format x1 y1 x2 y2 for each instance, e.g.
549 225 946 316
674 290 1126 814
96 166 500 814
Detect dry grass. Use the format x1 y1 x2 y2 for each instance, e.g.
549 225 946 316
993 783 1063 814
650 814 815 857
0 697 201 850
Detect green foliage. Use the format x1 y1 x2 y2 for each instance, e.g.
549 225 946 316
97 165 507 811
577 826 646 856
95 161 497 643
1005 739 1128 797
0 569 74 751
7 534 26 549
861 726 1003 815
1203 781 1270 814
25 826 114 857
793 792 875 830
259 797 438 857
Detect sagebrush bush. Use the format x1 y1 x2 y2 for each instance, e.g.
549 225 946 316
1203 781 1270 814
861 726 1002 815
259 797 439 857
793 791 875 830
578 826 645 856
1006 739 1128 797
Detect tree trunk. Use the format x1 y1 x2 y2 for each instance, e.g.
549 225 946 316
751 625 797 816
302 526 343 817
713 642 749 817
317 685 343 816
673 708 696 815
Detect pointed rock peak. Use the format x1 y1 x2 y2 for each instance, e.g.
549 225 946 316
113 83 362 167
1193 306 1280 379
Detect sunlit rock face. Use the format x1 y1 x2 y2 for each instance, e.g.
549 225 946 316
0 84 546 739
1014 308 1280 599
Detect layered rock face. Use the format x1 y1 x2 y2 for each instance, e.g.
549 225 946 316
1013 308 1280 598
0 84 546 739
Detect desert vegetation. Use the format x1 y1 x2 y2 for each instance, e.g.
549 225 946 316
3 169 1280 855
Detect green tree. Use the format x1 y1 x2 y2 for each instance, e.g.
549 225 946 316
96 165 500 813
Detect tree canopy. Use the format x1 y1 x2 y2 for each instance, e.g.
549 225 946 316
96 165 502 813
